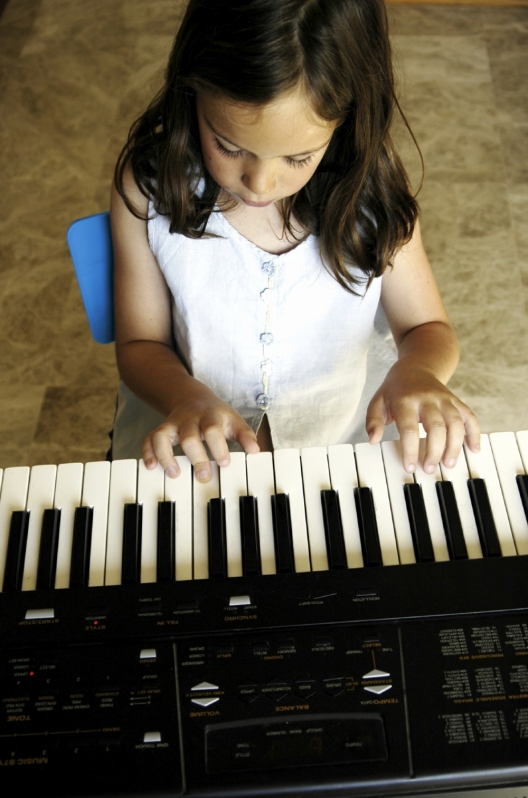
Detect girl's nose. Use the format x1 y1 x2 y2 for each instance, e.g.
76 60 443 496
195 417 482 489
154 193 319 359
242 161 276 197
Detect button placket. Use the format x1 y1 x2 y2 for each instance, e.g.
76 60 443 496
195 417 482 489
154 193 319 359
256 260 277 411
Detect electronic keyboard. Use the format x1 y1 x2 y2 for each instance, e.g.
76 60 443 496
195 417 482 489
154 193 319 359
1 433 528 798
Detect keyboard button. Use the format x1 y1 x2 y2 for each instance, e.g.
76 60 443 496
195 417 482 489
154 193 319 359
403 483 435 563
320 490 347 570
246 452 276 574
193 463 219 580
3 511 30 591
464 434 516 557
138 460 164 584
381 440 415 564
490 431 528 555
271 494 295 574
467 479 502 558
436 481 468 560
273 449 310 572
327 444 363 568
156 501 175 583
53 462 84 589
439 456 482 559
36 508 61 590
165 455 193 581
239 496 261 576
354 488 382 567
23 464 57 591
105 459 138 586
81 461 110 587
208 497 227 579
414 440 449 562
69 506 93 588
300 447 330 571
121 503 142 584
355 443 398 565
219 452 247 578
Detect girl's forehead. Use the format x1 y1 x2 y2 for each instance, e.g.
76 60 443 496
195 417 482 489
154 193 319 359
197 88 337 157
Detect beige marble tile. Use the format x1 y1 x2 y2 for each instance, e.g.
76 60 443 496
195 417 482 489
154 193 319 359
0 384 46 468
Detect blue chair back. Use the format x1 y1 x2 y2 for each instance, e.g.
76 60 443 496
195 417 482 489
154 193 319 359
66 211 115 344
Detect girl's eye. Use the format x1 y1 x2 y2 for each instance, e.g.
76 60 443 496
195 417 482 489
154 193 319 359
214 139 242 159
285 155 314 168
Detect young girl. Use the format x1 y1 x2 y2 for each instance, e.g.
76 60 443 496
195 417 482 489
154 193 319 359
111 0 480 485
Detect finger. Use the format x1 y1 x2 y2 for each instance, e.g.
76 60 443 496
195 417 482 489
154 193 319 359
365 395 390 445
202 423 231 468
460 405 481 453
419 405 449 474
147 428 181 479
238 427 260 454
395 412 422 474
178 422 214 482
440 410 467 469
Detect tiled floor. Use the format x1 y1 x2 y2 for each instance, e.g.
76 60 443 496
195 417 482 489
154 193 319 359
0 1 527 469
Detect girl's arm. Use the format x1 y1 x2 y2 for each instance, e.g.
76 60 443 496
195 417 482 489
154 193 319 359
111 167 259 481
367 220 480 475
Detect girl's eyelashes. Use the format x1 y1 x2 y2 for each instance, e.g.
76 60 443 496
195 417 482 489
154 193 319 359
213 138 314 168
214 138 242 159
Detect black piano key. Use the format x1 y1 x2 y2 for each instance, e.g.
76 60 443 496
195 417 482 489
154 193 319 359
516 474 528 524
208 498 227 578
239 496 261 576
121 503 142 584
36 508 61 590
271 493 295 574
3 510 30 592
436 481 468 560
321 490 347 570
468 478 502 558
157 501 175 583
403 483 435 563
69 506 93 588
354 487 382 567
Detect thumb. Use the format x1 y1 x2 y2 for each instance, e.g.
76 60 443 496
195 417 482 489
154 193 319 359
365 392 391 445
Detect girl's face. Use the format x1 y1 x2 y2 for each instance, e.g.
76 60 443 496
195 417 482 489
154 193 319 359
196 88 337 209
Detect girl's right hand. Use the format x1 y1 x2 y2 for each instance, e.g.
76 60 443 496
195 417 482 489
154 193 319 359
141 381 260 482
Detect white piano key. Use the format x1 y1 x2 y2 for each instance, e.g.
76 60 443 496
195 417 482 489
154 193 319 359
246 452 276 575
273 449 311 573
490 432 528 555
105 459 138 586
414 440 449 562
22 464 57 591
327 444 363 569
0 467 30 592
193 462 219 580
300 447 330 571
464 434 516 557
381 440 416 565
53 463 84 589
165 456 193 581
516 430 528 473
439 456 482 559
354 443 399 565
138 461 165 584
82 461 111 587
219 452 247 578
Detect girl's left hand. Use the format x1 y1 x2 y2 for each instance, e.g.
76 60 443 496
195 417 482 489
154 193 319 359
365 361 480 475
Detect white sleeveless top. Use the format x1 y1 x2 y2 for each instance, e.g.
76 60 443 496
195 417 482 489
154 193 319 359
112 207 398 459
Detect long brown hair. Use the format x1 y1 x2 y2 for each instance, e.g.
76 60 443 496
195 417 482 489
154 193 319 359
115 0 420 292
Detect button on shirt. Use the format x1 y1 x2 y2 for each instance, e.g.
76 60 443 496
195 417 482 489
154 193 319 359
146 207 383 450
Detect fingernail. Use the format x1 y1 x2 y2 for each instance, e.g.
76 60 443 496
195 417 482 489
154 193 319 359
218 458 229 467
425 463 435 474
145 458 154 468
446 458 456 468
167 467 178 479
197 469 209 482
406 463 416 473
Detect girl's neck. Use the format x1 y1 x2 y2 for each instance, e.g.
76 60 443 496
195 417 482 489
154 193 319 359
219 193 308 255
